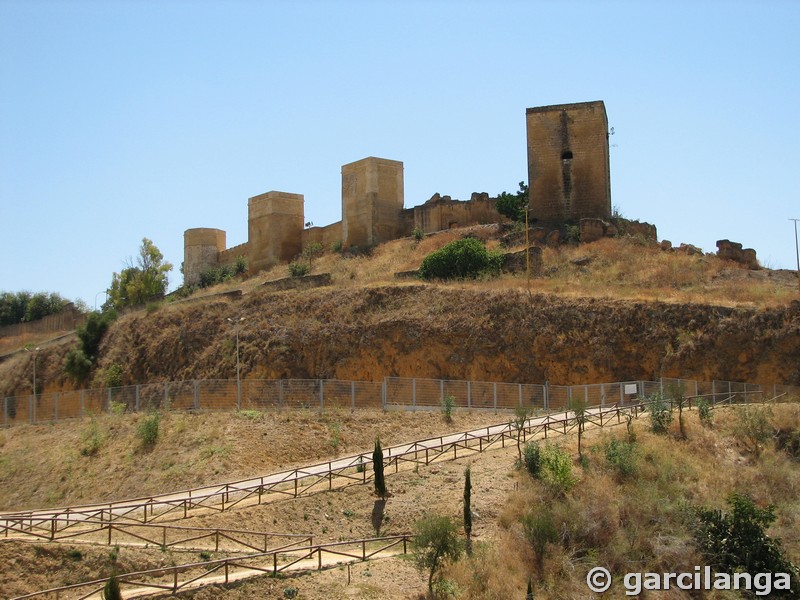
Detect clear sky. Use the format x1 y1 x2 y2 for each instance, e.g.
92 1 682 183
1 0 798 306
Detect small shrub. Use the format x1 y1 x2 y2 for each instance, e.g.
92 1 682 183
283 587 298 599
523 441 542 478
413 227 424 242
288 261 310 277
648 392 673 434
137 413 160 447
418 237 503 280
102 363 124 388
199 551 212 561
109 400 126 416
331 240 343 253
604 438 638 480
539 444 577 494
66 548 83 561
328 422 341 451
233 254 248 275
697 399 713 428
522 509 558 574
80 416 103 457
564 223 581 243
733 404 774 456
440 394 455 423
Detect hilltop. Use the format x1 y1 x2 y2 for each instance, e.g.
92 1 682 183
0 226 798 399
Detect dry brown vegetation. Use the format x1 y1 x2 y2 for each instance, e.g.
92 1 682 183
2 402 798 599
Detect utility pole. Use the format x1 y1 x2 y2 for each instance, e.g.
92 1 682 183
791 219 800 293
227 317 245 410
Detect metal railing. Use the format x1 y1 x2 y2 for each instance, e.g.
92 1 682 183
3 376 796 427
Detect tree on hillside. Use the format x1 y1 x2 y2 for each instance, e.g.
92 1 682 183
0 291 69 325
412 514 463 594
496 181 529 222
107 238 173 310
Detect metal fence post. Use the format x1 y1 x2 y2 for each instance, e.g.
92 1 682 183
80 389 84 418
412 378 416 408
493 382 497 410
351 381 355 411
54 393 59 422
382 378 387 410
279 379 284 409
29 395 34 424
544 382 549 410
439 379 444 402
194 380 199 411
518 384 522 407
467 381 472 409
135 385 140 413
319 379 324 411
164 382 169 411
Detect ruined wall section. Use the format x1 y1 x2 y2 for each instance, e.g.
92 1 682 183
184 228 226 287
247 191 304 273
342 157 404 249
407 192 506 234
527 101 611 223
301 221 343 250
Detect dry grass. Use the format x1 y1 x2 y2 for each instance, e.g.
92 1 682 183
196 229 797 309
451 403 800 599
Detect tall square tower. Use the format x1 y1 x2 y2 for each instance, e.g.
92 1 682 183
247 191 304 272
526 101 611 223
341 157 404 249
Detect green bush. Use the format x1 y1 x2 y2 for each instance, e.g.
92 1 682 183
693 493 798 589
64 348 92 383
697 399 713 428
604 438 638 480
331 240 343 253
521 509 558 573
523 441 542 478
413 227 424 242
288 261 310 277
80 416 103 457
199 265 236 288
102 363 124 388
418 237 503 280
102 571 122 600
733 404 774 455
440 394 455 423
648 393 673 434
526 443 576 494
137 413 160 447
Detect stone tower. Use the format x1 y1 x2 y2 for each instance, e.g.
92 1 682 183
247 191 304 273
341 157 404 249
183 228 226 287
526 101 611 223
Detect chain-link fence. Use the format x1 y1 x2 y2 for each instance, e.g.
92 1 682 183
3 376 797 427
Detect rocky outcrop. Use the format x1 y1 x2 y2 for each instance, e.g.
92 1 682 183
716 239 759 270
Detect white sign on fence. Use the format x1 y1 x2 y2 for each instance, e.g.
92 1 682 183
624 384 638 395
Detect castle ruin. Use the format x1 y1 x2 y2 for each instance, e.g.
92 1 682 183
184 101 613 286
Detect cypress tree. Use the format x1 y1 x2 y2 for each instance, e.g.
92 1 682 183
103 571 123 600
463 464 472 555
373 436 386 498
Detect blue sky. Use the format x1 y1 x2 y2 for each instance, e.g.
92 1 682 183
1 0 798 306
